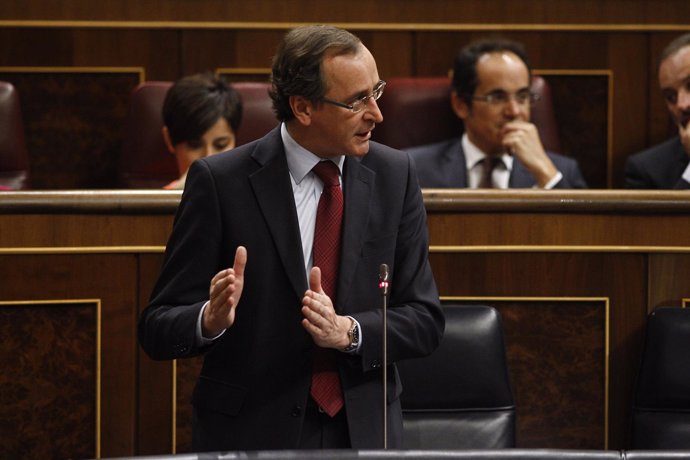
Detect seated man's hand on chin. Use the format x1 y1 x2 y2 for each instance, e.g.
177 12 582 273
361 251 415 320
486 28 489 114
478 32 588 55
502 120 558 187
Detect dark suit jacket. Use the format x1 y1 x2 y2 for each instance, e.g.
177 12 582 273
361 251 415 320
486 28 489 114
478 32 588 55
405 137 588 188
625 136 690 189
138 127 444 451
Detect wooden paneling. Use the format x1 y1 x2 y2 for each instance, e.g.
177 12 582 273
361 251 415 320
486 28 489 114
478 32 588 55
181 30 284 77
648 254 690 310
0 69 142 189
607 33 650 187
0 8 689 188
0 252 140 458
431 251 648 448
535 73 609 188
498 299 606 448
136 254 173 456
0 299 99 459
2 0 690 24
175 357 203 454
1 190 689 456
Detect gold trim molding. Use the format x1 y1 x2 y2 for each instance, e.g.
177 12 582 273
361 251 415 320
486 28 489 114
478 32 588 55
2 20 690 32
3 245 690 255
430 245 690 253
0 66 145 82
0 246 166 255
216 67 271 76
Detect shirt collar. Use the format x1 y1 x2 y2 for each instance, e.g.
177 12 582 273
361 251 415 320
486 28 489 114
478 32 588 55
461 133 513 171
281 123 344 184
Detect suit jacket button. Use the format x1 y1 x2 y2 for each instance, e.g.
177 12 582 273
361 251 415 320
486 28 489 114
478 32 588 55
371 360 381 369
291 405 302 417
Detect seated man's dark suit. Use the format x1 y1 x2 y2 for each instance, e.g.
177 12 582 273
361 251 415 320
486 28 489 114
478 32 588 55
138 127 444 451
406 137 588 188
625 136 690 189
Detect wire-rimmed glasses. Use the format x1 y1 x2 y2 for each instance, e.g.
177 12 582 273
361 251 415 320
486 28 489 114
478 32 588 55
472 88 540 106
321 80 386 113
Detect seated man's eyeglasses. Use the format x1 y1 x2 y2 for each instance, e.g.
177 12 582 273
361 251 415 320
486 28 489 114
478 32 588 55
322 80 386 113
472 89 540 106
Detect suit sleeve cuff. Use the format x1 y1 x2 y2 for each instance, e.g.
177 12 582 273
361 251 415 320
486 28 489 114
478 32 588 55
197 301 225 346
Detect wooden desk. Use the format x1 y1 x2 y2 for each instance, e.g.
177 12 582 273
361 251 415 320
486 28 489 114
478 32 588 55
1 190 688 457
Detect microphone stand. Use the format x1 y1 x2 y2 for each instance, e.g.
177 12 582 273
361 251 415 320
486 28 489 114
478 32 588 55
378 264 390 449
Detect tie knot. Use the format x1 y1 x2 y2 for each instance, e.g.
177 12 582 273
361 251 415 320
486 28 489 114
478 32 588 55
313 161 340 187
480 155 501 188
484 155 501 169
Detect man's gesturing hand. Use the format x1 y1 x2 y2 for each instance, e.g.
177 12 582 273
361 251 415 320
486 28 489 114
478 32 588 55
301 266 352 350
202 246 247 338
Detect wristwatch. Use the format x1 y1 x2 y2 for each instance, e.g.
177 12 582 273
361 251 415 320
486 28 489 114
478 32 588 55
342 316 360 353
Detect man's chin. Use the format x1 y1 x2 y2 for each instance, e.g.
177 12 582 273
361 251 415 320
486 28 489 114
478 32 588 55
346 139 371 157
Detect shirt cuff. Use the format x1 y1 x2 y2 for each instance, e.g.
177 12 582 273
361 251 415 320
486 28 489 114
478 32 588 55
540 171 563 189
682 161 690 184
197 301 225 346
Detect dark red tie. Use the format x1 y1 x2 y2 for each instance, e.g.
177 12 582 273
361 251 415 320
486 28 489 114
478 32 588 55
480 156 499 188
310 161 345 417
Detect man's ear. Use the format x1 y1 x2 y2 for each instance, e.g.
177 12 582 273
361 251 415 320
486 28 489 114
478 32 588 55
450 91 469 120
289 95 314 126
162 126 176 154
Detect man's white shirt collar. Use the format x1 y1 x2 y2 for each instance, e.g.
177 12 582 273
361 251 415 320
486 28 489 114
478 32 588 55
462 133 513 173
281 123 344 183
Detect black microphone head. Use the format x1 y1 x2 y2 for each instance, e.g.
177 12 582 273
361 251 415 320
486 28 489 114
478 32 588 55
379 263 389 281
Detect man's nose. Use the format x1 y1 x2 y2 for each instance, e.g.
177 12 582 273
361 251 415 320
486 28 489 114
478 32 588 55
365 97 384 123
677 88 690 110
504 97 523 117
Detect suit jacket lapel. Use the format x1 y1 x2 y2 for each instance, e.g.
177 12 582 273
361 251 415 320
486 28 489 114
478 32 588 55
454 140 469 187
672 139 690 189
509 159 536 187
337 156 374 309
249 128 308 299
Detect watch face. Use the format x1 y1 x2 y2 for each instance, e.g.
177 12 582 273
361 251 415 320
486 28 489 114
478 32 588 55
350 323 360 345
343 319 359 351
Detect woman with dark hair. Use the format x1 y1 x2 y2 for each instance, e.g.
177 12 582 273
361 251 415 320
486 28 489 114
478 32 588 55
162 72 243 189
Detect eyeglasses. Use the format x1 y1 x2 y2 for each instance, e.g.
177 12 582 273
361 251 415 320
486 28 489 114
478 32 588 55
472 89 540 106
321 80 386 113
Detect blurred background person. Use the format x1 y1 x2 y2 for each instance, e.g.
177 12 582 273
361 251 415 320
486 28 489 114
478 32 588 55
407 38 587 189
625 33 690 189
162 72 243 189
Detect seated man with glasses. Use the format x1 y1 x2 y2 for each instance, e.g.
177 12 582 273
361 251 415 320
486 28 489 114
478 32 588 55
406 38 587 188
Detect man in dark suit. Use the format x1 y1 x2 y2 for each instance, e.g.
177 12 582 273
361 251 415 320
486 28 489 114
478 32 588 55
625 33 690 189
138 25 444 452
407 39 587 189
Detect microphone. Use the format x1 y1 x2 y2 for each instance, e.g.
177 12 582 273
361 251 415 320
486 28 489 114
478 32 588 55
379 263 390 449
379 263 390 295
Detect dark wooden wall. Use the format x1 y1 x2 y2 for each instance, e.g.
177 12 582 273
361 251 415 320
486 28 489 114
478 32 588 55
1 0 690 189
1 190 689 458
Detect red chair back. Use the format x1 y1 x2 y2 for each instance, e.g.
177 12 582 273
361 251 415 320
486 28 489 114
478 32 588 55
0 81 30 189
